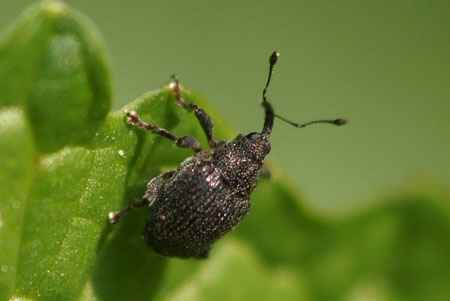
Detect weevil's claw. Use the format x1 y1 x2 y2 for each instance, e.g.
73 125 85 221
109 211 120 225
126 111 139 125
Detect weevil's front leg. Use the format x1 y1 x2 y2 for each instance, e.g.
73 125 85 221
171 76 219 148
126 111 202 152
109 171 175 225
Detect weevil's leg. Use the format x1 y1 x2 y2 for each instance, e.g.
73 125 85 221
259 166 271 179
109 171 174 225
171 75 219 148
196 247 212 259
142 171 174 207
126 111 202 152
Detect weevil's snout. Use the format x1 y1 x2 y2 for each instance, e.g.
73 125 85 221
245 132 271 158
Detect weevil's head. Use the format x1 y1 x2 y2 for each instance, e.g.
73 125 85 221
228 132 271 164
215 132 270 193
243 132 271 160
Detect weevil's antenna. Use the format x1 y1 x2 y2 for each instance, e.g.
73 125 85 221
261 51 348 133
275 114 348 128
261 51 279 135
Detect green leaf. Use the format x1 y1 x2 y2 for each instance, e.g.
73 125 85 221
0 0 110 154
1 2 450 301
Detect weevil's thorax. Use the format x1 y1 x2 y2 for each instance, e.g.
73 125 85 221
213 133 271 195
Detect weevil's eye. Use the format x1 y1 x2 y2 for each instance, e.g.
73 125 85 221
246 132 261 140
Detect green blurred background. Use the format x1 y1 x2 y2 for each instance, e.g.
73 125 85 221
1 0 448 212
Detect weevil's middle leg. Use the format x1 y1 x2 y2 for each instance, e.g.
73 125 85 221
126 111 202 152
109 171 174 225
171 75 219 148
109 199 147 225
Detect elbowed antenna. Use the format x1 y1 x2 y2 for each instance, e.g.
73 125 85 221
260 51 348 134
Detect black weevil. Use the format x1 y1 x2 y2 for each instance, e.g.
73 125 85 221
109 51 348 258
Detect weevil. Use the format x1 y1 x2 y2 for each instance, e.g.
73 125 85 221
109 51 348 259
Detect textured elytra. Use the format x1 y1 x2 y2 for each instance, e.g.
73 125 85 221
143 134 270 258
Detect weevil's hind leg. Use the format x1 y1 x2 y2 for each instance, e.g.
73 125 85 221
109 171 174 225
126 111 202 153
171 75 219 148
196 247 212 259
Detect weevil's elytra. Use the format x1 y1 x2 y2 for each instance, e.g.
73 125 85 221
109 51 348 259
